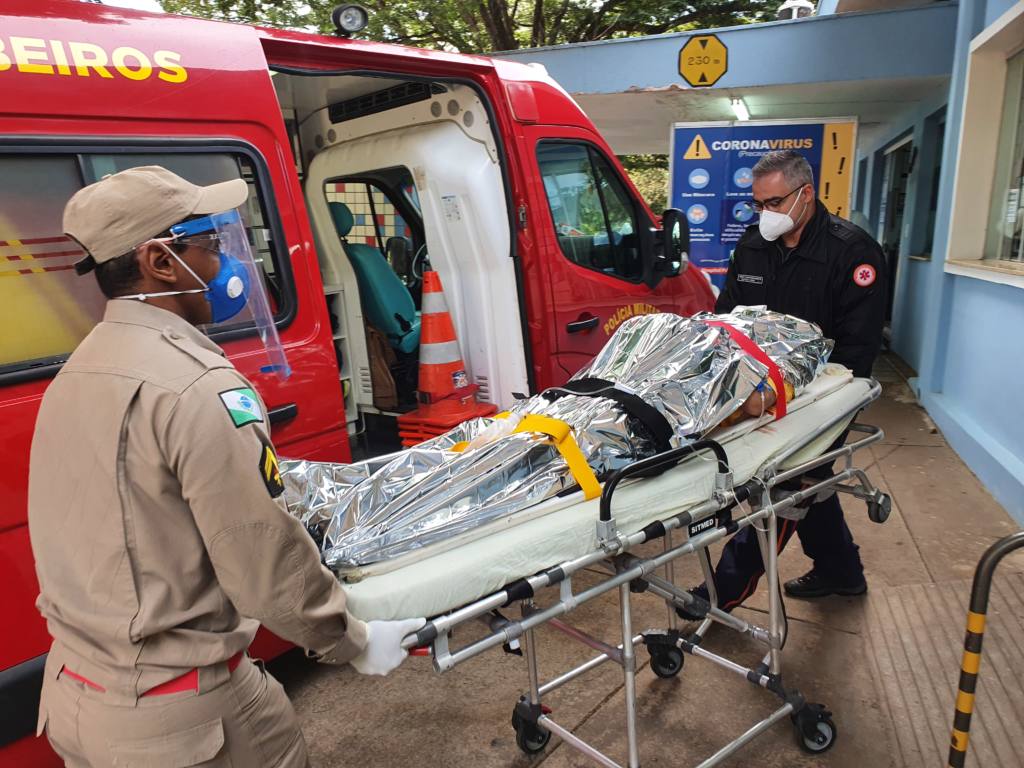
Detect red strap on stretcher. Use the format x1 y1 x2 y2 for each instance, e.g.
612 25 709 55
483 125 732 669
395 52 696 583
706 321 787 419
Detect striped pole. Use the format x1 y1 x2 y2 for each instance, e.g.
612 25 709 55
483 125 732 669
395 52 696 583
948 531 1024 768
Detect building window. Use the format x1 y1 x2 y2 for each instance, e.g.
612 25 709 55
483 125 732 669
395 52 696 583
922 119 945 258
945 4 1024 286
984 48 1024 263
855 157 868 213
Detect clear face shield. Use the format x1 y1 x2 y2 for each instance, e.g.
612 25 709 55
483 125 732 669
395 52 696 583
167 209 292 380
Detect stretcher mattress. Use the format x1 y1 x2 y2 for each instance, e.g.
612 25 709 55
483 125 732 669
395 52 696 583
340 366 871 621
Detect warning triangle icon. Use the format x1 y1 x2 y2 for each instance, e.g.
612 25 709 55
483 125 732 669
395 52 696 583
699 38 708 49
683 134 712 160
698 72 707 83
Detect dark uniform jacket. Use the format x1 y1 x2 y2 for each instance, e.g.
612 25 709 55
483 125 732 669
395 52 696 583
716 201 887 379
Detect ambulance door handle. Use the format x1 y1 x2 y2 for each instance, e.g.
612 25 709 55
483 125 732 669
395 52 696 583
567 315 599 333
268 403 299 425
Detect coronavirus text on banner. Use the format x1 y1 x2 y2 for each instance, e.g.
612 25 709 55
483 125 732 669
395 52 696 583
669 120 856 288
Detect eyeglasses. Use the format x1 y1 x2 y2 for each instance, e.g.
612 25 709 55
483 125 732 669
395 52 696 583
750 185 806 213
175 233 222 254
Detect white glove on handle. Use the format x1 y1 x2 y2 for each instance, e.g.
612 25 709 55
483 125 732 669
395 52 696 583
350 617 426 676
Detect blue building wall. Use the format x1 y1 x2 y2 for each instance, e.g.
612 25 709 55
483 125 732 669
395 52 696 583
876 0 1024 522
986 0 1018 25
941 281 1024 461
896 263 931 374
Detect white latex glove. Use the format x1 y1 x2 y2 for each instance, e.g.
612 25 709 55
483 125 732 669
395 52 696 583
350 617 426 676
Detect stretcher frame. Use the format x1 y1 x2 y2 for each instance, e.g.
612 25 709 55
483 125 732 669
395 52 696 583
401 380 890 767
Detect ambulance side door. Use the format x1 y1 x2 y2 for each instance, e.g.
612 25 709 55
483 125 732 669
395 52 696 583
524 127 674 378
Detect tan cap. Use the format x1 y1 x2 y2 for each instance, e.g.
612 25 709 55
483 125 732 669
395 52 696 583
63 165 249 271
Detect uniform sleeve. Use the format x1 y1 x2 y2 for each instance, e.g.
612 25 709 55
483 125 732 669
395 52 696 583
829 238 887 378
715 259 742 313
163 368 368 664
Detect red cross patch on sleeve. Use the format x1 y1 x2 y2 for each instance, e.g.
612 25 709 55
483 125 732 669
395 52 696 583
853 264 877 287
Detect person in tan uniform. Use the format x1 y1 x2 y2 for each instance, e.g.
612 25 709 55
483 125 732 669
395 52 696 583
28 166 424 767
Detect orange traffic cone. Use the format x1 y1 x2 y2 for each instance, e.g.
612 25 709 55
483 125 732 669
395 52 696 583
418 270 473 403
397 270 497 447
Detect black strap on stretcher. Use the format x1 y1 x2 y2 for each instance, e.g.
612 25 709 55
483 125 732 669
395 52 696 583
544 377 675 454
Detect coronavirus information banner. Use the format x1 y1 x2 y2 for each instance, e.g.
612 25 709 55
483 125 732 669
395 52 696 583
669 119 856 288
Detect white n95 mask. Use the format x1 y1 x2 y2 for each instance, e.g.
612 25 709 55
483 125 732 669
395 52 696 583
758 189 808 242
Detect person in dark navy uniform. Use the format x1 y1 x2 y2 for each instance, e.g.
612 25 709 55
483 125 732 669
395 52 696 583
683 150 887 616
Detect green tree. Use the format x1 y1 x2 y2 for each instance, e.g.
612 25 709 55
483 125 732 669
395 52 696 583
159 1 774 52
159 0 333 28
620 154 669 213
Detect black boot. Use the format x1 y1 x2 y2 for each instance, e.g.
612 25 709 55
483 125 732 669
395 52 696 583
675 584 711 621
784 569 867 599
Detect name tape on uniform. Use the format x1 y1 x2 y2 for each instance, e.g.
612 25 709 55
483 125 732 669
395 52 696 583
219 387 263 428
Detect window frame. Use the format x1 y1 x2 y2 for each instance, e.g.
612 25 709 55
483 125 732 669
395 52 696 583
536 139 649 285
0 137 296 385
983 46 1024 263
944 4 1024 289
908 107 946 261
325 171 426 255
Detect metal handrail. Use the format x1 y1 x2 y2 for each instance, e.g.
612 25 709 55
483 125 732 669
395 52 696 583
947 531 1024 768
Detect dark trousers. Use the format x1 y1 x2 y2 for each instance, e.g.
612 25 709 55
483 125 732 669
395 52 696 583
711 492 865 611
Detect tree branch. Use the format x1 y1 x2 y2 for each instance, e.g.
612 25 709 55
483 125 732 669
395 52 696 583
641 1 765 35
530 0 543 47
546 0 571 46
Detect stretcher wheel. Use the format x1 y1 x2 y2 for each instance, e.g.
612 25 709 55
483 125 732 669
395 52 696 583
793 705 837 754
868 493 892 524
649 646 684 678
512 712 551 755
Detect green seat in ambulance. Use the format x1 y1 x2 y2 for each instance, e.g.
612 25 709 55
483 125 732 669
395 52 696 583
329 202 420 355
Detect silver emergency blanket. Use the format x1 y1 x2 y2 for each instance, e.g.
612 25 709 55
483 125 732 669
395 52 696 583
282 307 832 569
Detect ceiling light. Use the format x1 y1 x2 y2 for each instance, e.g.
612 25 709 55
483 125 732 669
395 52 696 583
777 0 816 20
731 97 750 122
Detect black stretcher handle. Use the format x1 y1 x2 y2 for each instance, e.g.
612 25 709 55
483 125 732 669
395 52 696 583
599 439 729 523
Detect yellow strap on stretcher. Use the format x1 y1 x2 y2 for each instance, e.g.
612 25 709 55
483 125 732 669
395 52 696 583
449 412 601 500
512 415 602 500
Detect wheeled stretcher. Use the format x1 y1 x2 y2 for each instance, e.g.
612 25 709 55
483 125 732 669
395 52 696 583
349 366 891 766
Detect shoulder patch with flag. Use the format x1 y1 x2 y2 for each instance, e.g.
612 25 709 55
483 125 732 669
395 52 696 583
219 387 263 428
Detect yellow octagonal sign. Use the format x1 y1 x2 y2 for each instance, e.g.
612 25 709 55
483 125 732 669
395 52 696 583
679 34 728 87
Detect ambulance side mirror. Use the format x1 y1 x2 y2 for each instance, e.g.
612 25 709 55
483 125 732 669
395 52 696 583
660 208 689 276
